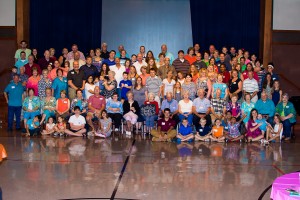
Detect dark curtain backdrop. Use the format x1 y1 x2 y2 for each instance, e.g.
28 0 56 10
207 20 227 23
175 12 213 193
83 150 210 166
30 0 102 57
190 0 260 55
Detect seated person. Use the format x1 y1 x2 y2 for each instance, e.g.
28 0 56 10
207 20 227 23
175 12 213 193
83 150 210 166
142 92 159 133
41 117 56 135
226 94 241 120
246 109 264 142
54 116 66 136
119 72 132 100
161 92 179 124
177 118 194 143
151 108 177 142
106 93 123 131
222 111 232 134
123 91 140 136
226 117 244 142
210 119 225 142
65 106 87 137
55 90 70 119
256 113 268 135
25 115 40 137
265 114 283 143
178 91 193 125
195 118 211 141
95 110 112 138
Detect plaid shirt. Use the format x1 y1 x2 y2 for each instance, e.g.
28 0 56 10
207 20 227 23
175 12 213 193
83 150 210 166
211 98 227 114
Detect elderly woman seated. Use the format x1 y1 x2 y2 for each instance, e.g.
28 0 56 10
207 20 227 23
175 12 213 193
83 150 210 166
275 93 297 140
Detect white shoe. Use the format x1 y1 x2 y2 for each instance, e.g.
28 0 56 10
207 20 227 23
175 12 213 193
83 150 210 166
95 132 106 138
115 128 119 132
87 131 94 137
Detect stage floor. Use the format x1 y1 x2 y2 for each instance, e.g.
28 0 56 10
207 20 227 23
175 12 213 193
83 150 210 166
0 131 299 200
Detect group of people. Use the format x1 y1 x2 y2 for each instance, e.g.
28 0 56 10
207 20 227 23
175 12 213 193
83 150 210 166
4 41 297 144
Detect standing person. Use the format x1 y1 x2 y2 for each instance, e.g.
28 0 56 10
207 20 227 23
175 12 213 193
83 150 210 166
102 50 116 66
133 53 147 75
272 80 283 106
14 51 28 74
184 47 196 65
52 69 68 100
14 40 31 62
110 57 126 98
132 76 148 107
38 69 52 99
210 89 227 123
178 91 193 125
66 44 85 61
157 57 177 80
219 63 230 84
228 69 243 100
146 68 162 106
150 108 177 142
4 74 24 131
31 48 39 64
140 66 150 86
160 44 174 64
58 48 68 66
100 42 109 59
243 71 259 103
80 56 99 80
119 72 132 100
241 93 255 127
69 51 86 70
67 60 85 101
172 50 190 76
38 50 55 70
102 71 117 99
192 52 207 70
24 55 41 77
162 70 176 98
156 53 165 68
40 88 56 125
181 74 196 100
84 75 96 100
196 68 212 98
92 48 103 72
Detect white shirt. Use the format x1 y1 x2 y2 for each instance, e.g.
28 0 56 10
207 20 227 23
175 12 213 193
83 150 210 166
109 65 126 88
162 79 175 95
68 115 86 126
179 100 193 113
243 78 259 93
69 59 86 71
85 83 96 100
133 60 147 75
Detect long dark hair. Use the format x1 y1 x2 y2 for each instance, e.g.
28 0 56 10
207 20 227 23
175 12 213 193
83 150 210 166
100 63 109 76
262 72 274 89
250 109 258 120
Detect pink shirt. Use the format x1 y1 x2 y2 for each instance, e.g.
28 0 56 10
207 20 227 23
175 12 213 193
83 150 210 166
26 76 41 96
88 95 106 112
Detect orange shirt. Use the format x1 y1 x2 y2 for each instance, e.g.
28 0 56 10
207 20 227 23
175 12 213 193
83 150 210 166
184 55 197 65
57 98 69 113
0 144 7 162
140 73 150 86
212 126 224 138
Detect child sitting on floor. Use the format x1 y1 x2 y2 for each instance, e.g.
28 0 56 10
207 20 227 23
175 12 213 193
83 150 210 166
95 110 112 138
177 118 194 143
42 117 56 135
256 114 268 135
210 119 225 142
195 118 211 141
54 116 66 136
226 117 244 142
25 115 41 137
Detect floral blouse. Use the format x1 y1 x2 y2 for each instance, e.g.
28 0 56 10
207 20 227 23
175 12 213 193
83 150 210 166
41 97 56 111
226 102 241 117
23 96 41 111
70 98 88 112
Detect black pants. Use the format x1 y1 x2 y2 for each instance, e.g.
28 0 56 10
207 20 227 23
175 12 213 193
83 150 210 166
108 113 123 129
29 128 40 136
193 113 212 130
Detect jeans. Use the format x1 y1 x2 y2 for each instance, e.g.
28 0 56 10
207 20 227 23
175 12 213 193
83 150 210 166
8 106 22 129
145 115 158 127
179 113 193 125
43 110 55 122
282 119 295 138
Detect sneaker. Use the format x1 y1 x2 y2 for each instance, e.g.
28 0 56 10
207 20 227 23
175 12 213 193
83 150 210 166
53 132 59 137
126 131 131 136
260 139 264 143
59 133 65 137
114 128 119 132
95 132 106 138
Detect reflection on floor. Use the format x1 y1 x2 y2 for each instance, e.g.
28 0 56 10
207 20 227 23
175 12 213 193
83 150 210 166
0 131 300 200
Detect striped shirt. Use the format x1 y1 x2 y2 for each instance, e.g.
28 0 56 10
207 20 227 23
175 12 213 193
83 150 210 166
211 98 227 115
243 78 259 93
146 76 162 96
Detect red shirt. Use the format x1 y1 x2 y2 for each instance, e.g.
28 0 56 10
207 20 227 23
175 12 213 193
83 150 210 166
158 118 176 132
220 71 230 84
88 95 106 112
24 63 41 77
144 100 159 115
184 55 197 65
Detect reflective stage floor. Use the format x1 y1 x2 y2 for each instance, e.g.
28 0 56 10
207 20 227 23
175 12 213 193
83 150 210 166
1 131 300 200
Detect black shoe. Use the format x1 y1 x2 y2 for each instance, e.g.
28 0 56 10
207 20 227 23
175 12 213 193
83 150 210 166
16 128 22 131
6 128 12 132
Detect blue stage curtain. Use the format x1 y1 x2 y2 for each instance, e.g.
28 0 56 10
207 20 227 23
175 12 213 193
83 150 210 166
30 0 102 56
189 0 260 55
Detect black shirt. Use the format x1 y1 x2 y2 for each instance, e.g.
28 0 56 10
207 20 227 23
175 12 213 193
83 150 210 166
228 78 242 100
67 69 85 88
100 51 109 59
192 60 207 70
80 64 100 80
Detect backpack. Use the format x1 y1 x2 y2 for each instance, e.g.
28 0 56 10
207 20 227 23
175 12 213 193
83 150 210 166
140 104 156 117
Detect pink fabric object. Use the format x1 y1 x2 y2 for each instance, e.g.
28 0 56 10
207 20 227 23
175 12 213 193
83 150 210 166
271 173 300 199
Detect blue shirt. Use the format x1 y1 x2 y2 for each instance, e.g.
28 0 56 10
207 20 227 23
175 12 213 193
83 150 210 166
102 59 116 66
119 80 132 100
52 77 68 99
27 119 40 130
255 99 275 117
15 59 28 73
256 118 267 131
106 99 123 114
193 97 211 113
80 64 99 80
221 120 229 132
178 123 193 136
213 83 227 99
197 125 211 136
161 99 178 113
116 52 129 59
4 82 24 106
